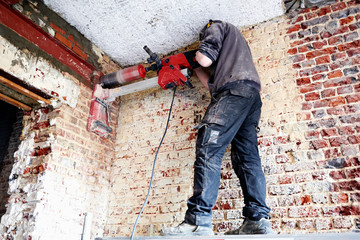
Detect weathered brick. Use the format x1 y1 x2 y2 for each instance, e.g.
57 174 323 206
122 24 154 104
337 180 360 191
279 175 293 184
287 24 301 34
310 139 329 150
295 173 313 183
321 89 336 98
334 217 353 229
324 206 341 217
305 92 321 101
285 162 317 173
50 22 66 35
326 107 345 115
329 96 346 107
339 40 360 51
338 85 353 95
300 102 312 111
55 32 73 49
327 70 343 79
291 54 306 63
349 156 359 166
305 47 336 59
344 66 359 76
344 104 360 114
312 109 326 118
301 60 316 68
312 194 329 204
313 40 327 49
288 47 298 55
72 45 88 60
332 2 347 12
269 185 302 196
320 128 338 138
270 207 286 218
298 219 314 230
318 6 331 16
296 77 311 86
350 193 360 202
346 167 360 178
347 46 360 57
324 77 352 88
344 32 359 42
299 83 322 93
281 219 297 230
330 193 349 204
315 55 331 64
349 18 360 30
340 205 360 216
311 74 325 82
340 114 360 123
276 154 290 164
315 218 332 230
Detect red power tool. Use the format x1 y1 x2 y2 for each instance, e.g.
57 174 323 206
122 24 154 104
142 46 199 89
87 46 199 138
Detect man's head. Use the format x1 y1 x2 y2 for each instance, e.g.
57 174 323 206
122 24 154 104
199 20 221 41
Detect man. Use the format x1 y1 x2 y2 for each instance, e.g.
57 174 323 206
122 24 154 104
161 20 273 236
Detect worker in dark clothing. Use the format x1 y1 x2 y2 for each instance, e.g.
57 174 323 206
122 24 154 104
160 20 274 236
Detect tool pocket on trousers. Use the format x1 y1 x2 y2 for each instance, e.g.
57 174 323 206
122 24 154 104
201 97 228 127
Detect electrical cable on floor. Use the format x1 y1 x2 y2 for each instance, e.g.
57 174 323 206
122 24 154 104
130 86 177 240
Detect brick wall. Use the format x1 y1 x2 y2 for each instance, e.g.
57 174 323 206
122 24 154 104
0 1 120 239
1 0 359 238
106 0 360 236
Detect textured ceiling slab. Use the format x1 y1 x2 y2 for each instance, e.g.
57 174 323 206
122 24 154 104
44 0 284 66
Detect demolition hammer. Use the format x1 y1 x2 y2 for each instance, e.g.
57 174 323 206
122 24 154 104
87 46 200 138
100 46 199 89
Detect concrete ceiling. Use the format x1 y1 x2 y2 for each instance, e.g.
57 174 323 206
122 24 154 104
44 0 285 67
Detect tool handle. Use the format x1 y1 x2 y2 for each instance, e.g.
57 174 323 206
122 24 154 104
143 45 158 63
143 45 153 56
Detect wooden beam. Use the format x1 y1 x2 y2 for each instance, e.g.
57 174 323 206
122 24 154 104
0 92 31 111
0 75 51 104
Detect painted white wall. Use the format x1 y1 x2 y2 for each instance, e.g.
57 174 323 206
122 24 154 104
44 0 284 66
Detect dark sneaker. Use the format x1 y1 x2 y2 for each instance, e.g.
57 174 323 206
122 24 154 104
225 218 275 235
160 221 214 236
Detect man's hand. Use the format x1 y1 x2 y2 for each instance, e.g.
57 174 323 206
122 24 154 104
195 51 213 67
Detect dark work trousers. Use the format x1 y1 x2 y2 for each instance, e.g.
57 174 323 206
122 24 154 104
184 85 270 227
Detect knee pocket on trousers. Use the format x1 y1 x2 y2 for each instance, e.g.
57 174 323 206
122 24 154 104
195 123 223 150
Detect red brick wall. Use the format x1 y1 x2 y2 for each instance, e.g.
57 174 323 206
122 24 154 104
1 1 121 239
274 0 360 232
106 0 360 236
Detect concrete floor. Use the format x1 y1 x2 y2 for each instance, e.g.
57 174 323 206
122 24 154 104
96 232 360 240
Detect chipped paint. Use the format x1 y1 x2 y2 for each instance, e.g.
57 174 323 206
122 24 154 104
0 36 80 108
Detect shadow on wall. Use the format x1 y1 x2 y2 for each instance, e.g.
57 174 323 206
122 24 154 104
0 101 23 216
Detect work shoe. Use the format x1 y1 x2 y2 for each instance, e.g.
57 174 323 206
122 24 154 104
225 218 275 235
160 221 214 236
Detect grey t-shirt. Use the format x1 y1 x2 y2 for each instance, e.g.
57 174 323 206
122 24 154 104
199 21 261 95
